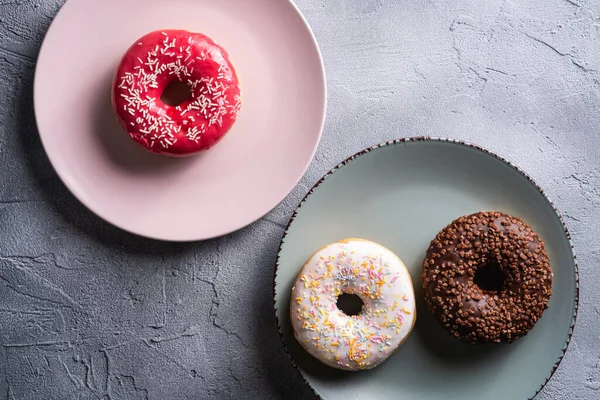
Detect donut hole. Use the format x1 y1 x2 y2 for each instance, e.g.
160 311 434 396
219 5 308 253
474 262 507 292
336 293 364 316
161 81 193 106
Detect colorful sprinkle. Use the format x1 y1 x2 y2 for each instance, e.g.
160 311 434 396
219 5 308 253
290 240 416 371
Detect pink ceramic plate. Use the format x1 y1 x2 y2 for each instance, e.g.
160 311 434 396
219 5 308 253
34 0 326 241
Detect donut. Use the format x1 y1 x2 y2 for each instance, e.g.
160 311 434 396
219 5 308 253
290 239 416 371
421 211 553 344
112 30 241 156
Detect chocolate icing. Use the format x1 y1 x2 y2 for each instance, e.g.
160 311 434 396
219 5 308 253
422 211 553 344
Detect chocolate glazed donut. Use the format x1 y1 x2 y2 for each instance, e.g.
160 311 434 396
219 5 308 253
422 211 553 344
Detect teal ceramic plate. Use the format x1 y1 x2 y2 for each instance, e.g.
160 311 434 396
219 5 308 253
274 137 578 400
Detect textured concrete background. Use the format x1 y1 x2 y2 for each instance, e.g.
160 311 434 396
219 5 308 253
0 0 599 399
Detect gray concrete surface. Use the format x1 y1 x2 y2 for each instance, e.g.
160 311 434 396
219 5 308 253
0 0 599 398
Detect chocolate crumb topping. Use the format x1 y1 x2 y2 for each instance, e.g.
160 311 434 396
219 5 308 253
421 211 553 344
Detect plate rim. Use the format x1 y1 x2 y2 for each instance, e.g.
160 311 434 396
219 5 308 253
32 0 327 242
273 136 579 400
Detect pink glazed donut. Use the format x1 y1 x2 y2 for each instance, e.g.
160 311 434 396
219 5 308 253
112 30 241 156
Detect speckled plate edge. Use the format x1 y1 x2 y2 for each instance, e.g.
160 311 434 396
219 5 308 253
273 136 579 400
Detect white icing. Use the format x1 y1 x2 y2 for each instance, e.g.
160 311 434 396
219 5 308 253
290 239 416 371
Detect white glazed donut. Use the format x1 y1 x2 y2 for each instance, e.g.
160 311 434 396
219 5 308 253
290 238 416 371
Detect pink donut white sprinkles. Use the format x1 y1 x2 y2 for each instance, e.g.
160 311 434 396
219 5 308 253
290 239 416 371
112 30 241 156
